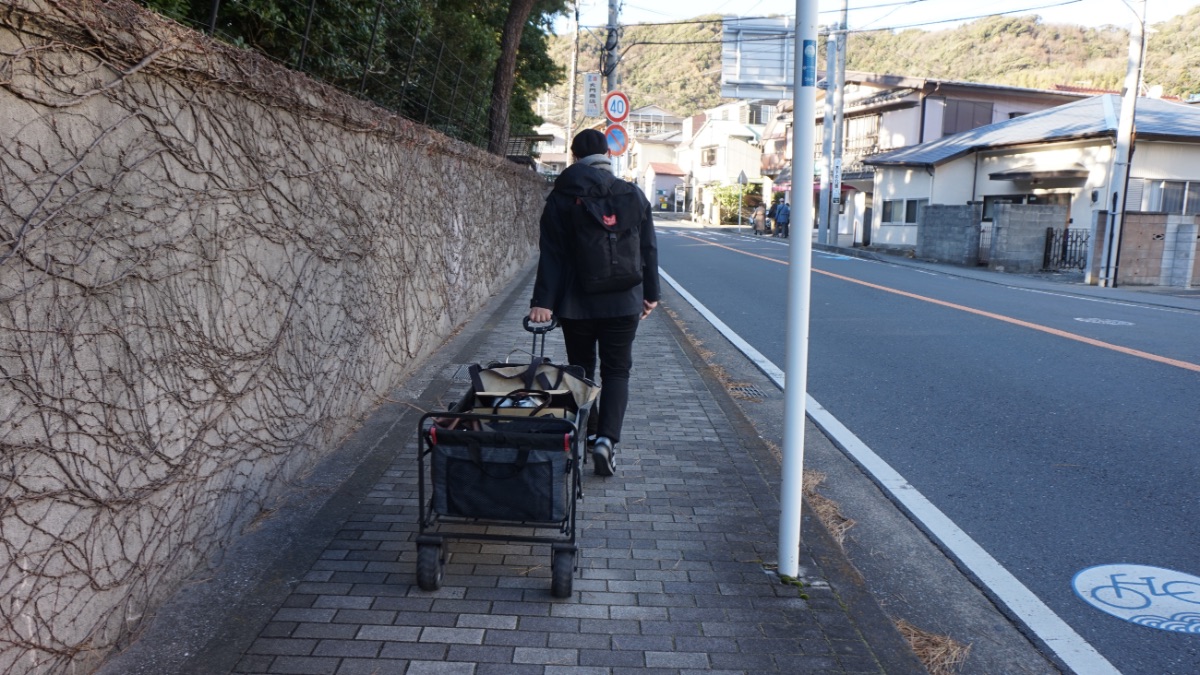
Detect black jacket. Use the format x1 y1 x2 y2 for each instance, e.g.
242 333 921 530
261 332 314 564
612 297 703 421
531 157 659 320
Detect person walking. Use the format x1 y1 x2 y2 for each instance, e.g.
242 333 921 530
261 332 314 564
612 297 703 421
752 203 766 235
528 129 660 476
766 198 778 235
774 199 791 238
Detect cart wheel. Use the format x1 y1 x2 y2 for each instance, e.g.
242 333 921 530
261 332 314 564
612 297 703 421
550 548 575 598
416 543 443 591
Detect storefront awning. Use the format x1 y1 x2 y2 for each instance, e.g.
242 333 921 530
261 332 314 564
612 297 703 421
770 165 855 193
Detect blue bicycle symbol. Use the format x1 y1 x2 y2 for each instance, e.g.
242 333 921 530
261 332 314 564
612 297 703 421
1088 573 1200 610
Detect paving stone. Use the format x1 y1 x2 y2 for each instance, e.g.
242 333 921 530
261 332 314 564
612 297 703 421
404 661 477 675
354 625 421 641
264 656 341 674
311 639 382 658
418 627 486 644
335 658 410 674
511 646 578 665
291 624 359 640
646 650 709 668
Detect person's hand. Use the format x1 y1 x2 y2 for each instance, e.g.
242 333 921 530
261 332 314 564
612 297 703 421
641 300 658 320
529 307 553 324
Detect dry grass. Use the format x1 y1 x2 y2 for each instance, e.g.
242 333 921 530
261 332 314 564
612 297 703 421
895 619 972 675
801 469 856 546
664 306 762 401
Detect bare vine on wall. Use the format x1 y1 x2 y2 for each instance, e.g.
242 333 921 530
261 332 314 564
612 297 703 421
0 1 544 673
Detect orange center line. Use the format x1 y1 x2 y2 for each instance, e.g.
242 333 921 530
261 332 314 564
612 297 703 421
674 232 1200 374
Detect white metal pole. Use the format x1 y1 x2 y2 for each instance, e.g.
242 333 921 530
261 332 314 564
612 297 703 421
1098 0 1145 287
817 30 834 246
829 0 848 245
778 0 817 579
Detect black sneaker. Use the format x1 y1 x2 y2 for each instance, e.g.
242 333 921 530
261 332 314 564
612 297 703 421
592 437 615 477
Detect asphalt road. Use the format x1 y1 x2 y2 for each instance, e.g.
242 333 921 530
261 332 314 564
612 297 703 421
656 225 1200 675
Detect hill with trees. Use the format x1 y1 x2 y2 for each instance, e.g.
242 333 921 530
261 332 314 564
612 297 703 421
540 7 1200 125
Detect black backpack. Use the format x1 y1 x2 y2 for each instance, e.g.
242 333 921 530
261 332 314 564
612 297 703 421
569 189 645 294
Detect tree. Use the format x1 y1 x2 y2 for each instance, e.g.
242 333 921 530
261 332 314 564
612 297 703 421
487 0 536 155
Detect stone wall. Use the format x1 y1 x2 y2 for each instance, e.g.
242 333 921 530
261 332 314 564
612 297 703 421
915 204 982 265
990 204 1067 273
0 2 545 673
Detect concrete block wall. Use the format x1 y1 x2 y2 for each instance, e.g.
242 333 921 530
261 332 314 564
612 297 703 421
1163 217 1199 288
0 3 544 672
990 204 1068 273
1119 214 1171 285
915 204 983 265
1088 211 1199 287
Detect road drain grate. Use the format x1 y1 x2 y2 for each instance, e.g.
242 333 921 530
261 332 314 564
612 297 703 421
729 386 767 398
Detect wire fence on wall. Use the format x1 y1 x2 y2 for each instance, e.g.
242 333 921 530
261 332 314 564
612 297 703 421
180 0 501 149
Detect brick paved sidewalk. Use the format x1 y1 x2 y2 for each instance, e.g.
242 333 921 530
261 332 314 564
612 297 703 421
107 265 924 675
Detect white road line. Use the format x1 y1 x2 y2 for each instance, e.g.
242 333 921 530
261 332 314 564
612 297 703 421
659 268 1121 675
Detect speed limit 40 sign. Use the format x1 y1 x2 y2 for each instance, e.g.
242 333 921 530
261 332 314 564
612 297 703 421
603 91 629 123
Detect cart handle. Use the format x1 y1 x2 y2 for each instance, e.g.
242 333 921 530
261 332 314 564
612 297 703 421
523 316 558 334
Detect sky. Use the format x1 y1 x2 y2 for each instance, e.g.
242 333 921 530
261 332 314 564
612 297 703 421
557 0 1200 34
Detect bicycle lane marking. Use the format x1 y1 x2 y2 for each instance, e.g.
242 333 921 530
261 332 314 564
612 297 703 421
659 266 1122 675
672 232 1200 374
1073 564 1200 634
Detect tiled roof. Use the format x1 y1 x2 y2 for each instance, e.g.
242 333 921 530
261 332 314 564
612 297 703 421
865 95 1200 167
648 162 686 176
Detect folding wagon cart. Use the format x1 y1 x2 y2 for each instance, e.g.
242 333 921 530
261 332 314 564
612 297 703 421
415 319 599 597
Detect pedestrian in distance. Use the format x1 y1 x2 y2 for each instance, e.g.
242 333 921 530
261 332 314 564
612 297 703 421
766 198 778 235
752 203 766 235
774 199 791 238
528 129 660 477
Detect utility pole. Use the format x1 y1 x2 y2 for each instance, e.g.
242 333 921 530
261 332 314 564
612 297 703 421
566 3 580 164
1097 0 1146 287
605 0 620 93
828 0 848 245
817 29 835 247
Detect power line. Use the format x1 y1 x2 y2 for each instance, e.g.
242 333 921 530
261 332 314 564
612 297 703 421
584 0 1086 47
573 0 1089 34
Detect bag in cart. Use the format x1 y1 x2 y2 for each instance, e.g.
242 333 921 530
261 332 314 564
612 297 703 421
415 318 600 597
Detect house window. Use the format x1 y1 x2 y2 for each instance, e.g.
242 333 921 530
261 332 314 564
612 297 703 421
745 104 774 125
882 199 925 224
942 99 994 135
701 146 718 167
1150 180 1200 214
905 199 927 223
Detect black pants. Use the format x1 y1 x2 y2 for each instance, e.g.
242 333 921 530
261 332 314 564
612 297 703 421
777 220 789 237
559 314 639 444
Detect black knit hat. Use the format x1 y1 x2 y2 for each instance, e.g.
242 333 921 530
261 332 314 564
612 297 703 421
571 129 609 158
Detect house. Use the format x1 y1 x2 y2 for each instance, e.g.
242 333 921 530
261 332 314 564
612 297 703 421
676 100 774 223
622 105 685 205
764 72 1091 244
863 94 1200 285
644 162 687 211
533 121 568 177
